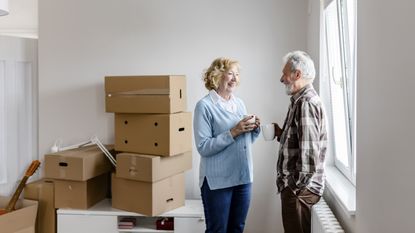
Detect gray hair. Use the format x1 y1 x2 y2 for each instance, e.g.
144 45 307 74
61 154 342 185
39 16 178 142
283 51 316 82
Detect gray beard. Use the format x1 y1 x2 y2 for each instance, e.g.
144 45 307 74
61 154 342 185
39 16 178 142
285 84 293 95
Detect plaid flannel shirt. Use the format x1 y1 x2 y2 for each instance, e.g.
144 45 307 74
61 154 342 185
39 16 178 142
276 84 327 196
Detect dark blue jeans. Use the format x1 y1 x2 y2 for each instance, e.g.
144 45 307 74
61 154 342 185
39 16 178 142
201 178 252 233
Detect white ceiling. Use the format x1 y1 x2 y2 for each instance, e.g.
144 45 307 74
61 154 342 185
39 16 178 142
0 0 37 38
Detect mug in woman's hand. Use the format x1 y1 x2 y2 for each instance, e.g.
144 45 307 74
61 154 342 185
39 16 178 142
243 114 256 124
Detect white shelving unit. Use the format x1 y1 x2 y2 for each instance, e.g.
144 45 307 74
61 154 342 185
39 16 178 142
118 217 173 233
57 199 205 233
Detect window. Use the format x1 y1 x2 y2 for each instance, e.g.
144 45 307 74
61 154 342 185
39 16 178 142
323 0 356 184
0 36 38 195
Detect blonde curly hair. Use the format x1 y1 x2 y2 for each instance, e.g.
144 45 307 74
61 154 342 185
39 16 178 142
203 57 240 91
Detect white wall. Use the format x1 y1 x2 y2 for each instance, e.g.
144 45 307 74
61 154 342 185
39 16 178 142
356 0 415 232
38 0 308 232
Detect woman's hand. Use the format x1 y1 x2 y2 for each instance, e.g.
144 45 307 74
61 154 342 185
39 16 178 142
254 115 261 129
230 116 257 138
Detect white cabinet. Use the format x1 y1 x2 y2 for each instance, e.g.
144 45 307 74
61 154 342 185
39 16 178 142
57 199 205 233
175 217 205 233
58 214 117 233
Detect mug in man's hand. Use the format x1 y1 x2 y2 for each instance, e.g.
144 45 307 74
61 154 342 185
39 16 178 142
261 123 275 141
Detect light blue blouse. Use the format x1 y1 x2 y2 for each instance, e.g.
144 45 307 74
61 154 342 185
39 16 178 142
193 93 260 190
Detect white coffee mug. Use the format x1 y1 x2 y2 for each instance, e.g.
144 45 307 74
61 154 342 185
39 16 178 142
261 123 275 141
243 114 256 124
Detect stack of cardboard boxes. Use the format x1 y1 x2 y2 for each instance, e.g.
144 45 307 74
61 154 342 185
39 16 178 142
41 145 112 210
12 75 192 233
22 145 114 233
105 75 193 216
42 145 113 209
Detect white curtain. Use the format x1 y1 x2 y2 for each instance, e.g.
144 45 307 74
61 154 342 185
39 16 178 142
0 60 6 185
0 36 38 196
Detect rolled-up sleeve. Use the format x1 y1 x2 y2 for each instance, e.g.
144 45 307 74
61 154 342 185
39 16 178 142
193 101 234 157
251 126 260 142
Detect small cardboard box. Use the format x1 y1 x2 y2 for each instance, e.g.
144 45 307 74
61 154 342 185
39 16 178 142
116 151 192 182
0 196 38 233
105 75 187 113
24 179 55 233
115 112 192 156
112 173 185 216
54 173 109 209
44 145 113 181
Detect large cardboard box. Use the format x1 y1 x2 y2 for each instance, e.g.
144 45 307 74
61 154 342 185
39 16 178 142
112 173 185 216
24 179 55 233
115 112 192 156
0 196 38 233
44 145 113 181
105 75 187 113
54 173 109 209
116 151 192 182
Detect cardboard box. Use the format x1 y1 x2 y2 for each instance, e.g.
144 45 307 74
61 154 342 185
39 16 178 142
54 173 109 209
112 173 185 216
116 151 192 182
44 145 113 181
24 179 55 233
105 75 187 113
0 196 38 233
115 112 192 156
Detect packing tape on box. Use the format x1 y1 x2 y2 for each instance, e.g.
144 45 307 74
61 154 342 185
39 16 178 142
107 88 170 96
129 157 137 176
131 156 137 166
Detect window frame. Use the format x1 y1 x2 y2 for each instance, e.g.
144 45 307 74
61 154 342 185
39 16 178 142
323 0 356 184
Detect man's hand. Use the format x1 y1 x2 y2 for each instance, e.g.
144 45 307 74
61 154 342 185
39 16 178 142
273 123 283 141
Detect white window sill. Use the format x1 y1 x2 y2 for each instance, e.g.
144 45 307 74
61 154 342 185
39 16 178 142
325 166 356 215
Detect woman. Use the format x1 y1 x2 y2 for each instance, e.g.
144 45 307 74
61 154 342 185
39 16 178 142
193 57 260 233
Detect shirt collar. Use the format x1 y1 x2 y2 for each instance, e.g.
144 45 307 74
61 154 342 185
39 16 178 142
209 89 235 104
290 84 313 104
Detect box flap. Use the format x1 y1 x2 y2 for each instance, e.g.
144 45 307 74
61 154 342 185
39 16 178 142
0 197 38 233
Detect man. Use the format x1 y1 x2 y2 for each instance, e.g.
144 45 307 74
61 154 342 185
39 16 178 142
273 51 327 233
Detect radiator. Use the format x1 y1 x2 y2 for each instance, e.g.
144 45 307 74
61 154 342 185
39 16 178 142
311 198 345 233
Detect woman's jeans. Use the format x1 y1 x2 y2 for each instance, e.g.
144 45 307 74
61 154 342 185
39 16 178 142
201 178 252 233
